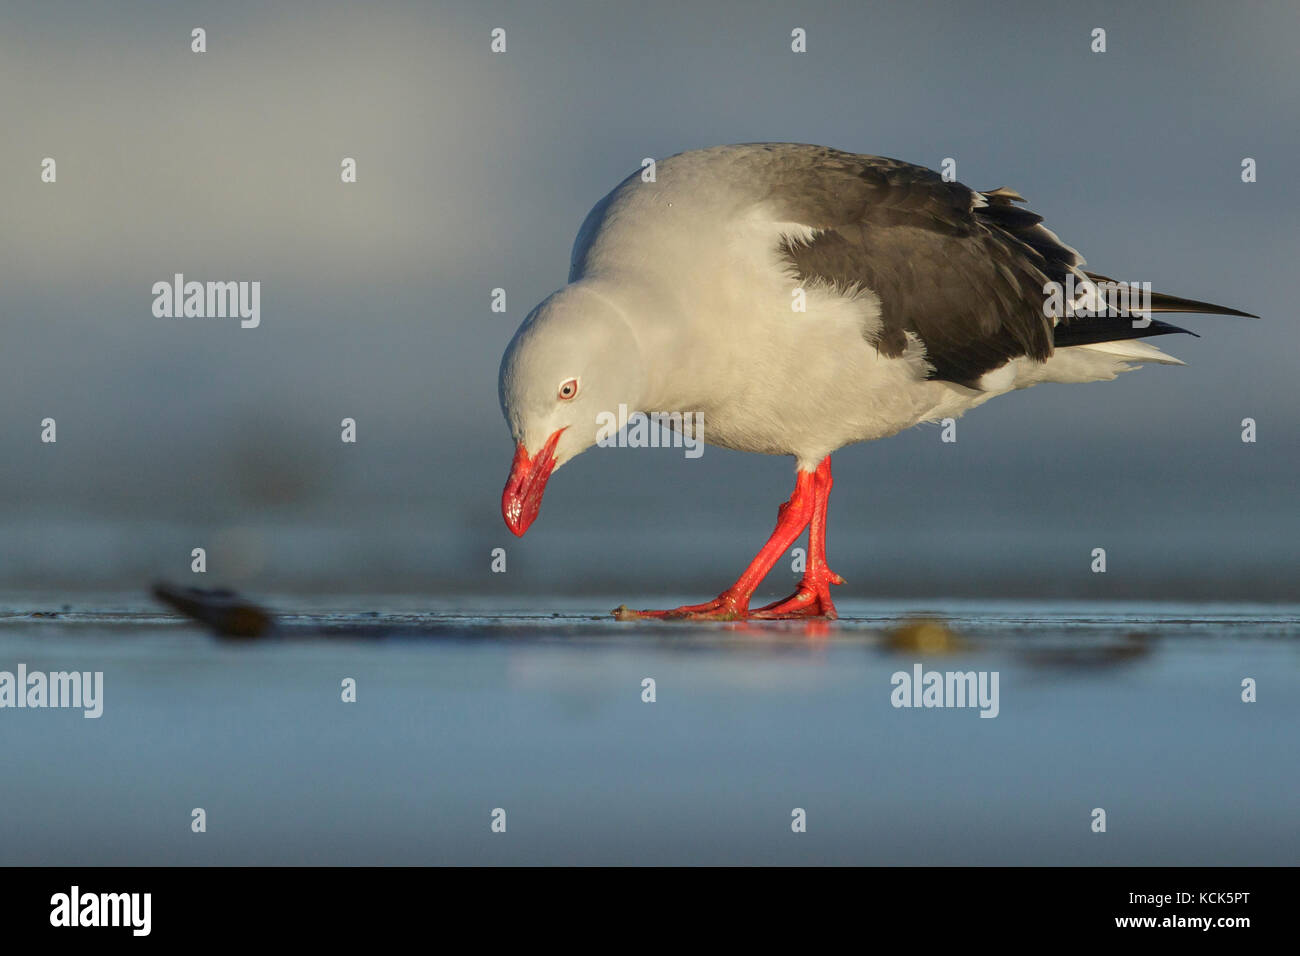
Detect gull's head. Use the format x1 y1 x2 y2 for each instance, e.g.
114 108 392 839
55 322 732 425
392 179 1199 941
498 284 645 536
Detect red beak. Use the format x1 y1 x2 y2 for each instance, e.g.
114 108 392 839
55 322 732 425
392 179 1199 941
502 428 565 537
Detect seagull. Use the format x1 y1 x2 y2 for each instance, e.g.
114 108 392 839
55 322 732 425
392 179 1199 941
498 143 1254 620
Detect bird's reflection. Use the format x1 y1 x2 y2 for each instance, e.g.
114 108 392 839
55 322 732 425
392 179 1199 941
150 584 1157 675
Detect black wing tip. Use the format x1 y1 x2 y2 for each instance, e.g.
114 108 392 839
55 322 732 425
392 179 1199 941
1181 302 1259 319
1052 317 1201 348
1083 273 1258 319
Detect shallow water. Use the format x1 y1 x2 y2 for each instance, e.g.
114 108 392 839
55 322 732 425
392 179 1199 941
1 593 1296 865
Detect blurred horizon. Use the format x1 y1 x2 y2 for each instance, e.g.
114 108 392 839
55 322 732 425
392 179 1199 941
2 0 1297 601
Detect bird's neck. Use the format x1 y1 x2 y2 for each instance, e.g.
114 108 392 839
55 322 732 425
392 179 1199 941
571 275 693 416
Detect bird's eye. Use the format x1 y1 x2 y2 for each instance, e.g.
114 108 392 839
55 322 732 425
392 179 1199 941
558 378 579 401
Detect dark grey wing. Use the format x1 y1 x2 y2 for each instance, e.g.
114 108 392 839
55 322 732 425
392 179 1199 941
764 147 1077 387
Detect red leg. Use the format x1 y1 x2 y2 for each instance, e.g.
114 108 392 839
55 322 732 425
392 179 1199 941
613 468 817 620
753 456 844 619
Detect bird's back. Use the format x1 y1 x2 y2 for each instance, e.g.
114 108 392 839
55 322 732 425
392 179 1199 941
563 144 1253 463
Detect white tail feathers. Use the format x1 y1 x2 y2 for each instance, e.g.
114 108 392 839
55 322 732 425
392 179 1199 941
1075 339 1186 366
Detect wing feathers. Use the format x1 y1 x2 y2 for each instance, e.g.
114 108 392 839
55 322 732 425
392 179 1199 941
766 147 1254 386
1085 272 1258 318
